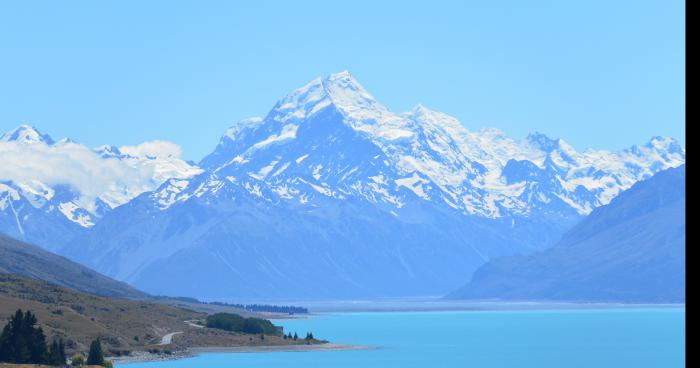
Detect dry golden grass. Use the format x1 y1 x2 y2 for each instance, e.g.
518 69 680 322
0 274 323 357
1 274 204 355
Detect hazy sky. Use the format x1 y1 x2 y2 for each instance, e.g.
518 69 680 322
0 0 685 161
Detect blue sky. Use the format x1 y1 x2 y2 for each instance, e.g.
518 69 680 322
0 0 685 161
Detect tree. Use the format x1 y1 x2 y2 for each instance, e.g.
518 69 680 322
71 354 85 366
59 339 67 365
48 340 60 365
293 332 298 341
48 338 67 365
0 309 49 364
86 338 104 366
0 318 10 362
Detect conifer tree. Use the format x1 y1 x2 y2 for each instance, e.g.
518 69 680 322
59 339 67 365
0 310 49 364
86 338 104 366
49 340 59 364
48 338 67 365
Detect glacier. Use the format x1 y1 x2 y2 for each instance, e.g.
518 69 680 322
51 71 684 298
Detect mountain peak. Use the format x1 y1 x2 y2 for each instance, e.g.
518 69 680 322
320 70 376 108
56 137 77 145
405 104 466 133
646 136 683 153
95 145 123 158
408 104 430 115
325 69 353 81
406 104 452 120
526 132 561 152
1 125 54 145
269 71 388 124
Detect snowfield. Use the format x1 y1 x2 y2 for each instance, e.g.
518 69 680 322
1 71 685 297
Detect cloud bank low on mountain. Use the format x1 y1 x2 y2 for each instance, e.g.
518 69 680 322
1 139 148 211
0 128 192 211
0 125 203 249
119 140 185 159
60 72 685 299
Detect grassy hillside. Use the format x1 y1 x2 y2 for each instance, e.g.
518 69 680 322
0 274 322 357
0 234 145 299
0 274 202 355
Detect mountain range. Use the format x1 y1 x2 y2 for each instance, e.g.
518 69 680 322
0 71 685 298
448 165 685 302
0 125 201 251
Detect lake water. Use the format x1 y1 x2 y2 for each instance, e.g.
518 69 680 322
119 308 685 368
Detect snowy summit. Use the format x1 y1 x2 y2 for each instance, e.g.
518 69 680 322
46 71 686 298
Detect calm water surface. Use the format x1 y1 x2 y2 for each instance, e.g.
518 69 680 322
119 308 685 368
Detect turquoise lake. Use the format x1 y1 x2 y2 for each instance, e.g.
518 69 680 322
119 308 685 368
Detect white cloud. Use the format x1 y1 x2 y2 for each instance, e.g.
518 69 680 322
0 139 196 212
119 140 183 158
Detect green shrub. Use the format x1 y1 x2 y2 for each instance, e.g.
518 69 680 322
205 313 279 334
71 354 85 366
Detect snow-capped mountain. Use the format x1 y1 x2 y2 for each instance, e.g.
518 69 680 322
62 71 684 298
0 125 201 250
198 71 684 220
449 165 686 302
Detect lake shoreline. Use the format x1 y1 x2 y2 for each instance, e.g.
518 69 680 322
190 342 377 353
112 342 376 365
265 300 685 313
113 308 684 368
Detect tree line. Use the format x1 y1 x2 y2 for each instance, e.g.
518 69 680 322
0 310 66 365
151 296 309 315
0 309 109 366
205 302 309 314
282 332 315 341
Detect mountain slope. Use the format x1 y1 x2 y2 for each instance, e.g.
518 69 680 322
0 125 201 250
0 274 200 354
448 165 686 302
62 71 684 299
0 233 146 299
